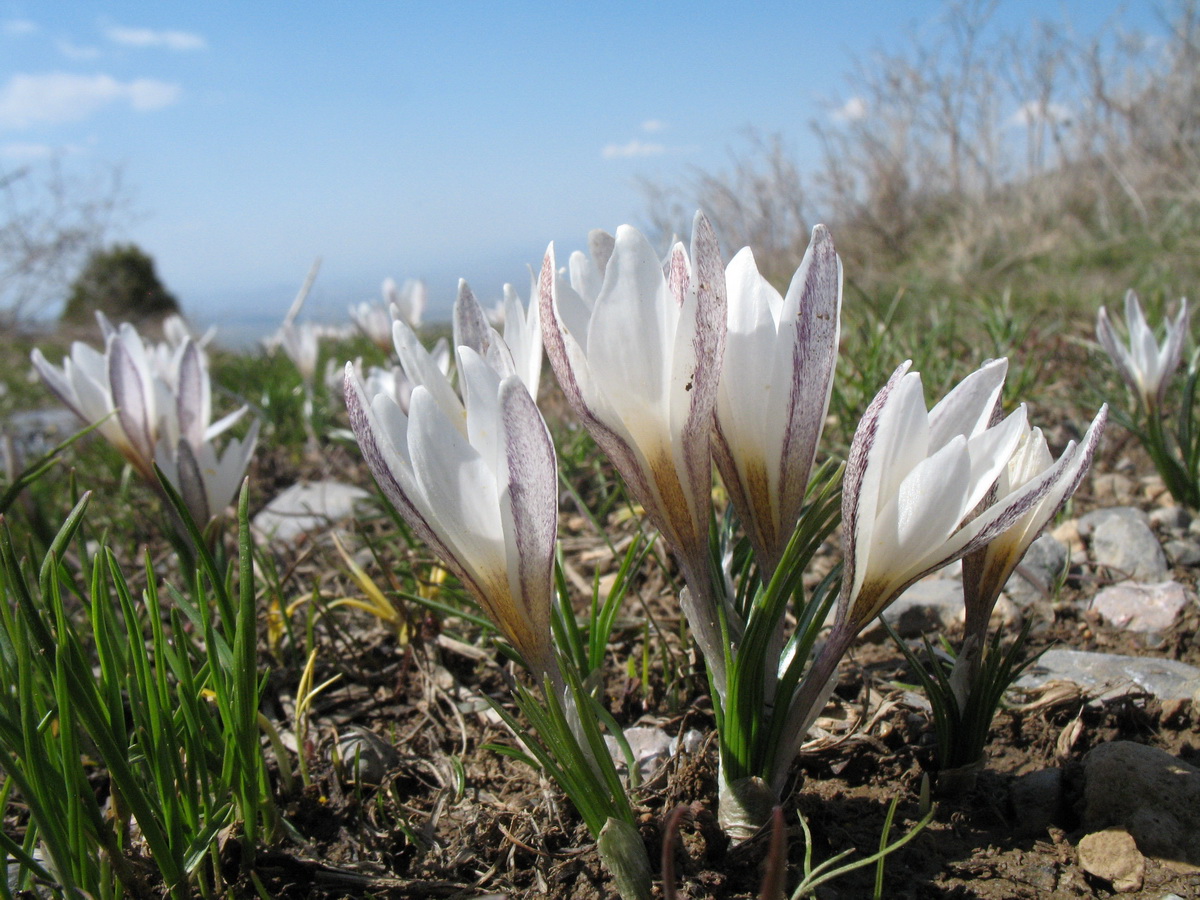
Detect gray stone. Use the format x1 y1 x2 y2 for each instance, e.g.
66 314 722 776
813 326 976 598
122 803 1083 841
1019 864 1058 892
1163 538 1200 567
670 728 704 757
1091 581 1193 633
3 407 84 461
335 726 400 784
1092 473 1138 505
1015 648 1200 702
860 577 964 640
1010 767 1064 835
253 481 369 543
1079 506 1150 536
1082 741 1200 870
1004 533 1069 607
1150 505 1191 532
605 726 673 782
605 726 704 784
1082 507 1168 582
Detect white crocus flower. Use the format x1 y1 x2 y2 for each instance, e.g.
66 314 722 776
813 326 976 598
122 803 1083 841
33 321 162 482
541 211 727 693
778 358 1052 781
363 364 415 415
349 301 396 354
713 226 842 579
278 321 320 383
32 324 257 529
429 336 451 378
960 407 1106 644
454 278 542 400
837 359 1031 632
344 343 559 682
501 278 543 400
567 229 616 307
383 276 427 329
1097 290 1189 414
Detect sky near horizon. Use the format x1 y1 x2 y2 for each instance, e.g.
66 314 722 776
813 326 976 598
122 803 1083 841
0 1 1165 338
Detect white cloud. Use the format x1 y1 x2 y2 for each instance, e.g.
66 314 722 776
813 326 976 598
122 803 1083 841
602 139 667 159
641 119 666 133
0 72 181 129
832 96 867 123
105 25 207 51
1008 101 1072 128
57 40 102 61
2 19 37 37
1 141 63 160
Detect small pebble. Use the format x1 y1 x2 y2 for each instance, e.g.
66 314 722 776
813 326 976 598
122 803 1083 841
1077 828 1145 892
1150 505 1191 531
1163 538 1200 566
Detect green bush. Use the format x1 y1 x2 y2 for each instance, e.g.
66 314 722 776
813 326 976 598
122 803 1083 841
61 242 179 326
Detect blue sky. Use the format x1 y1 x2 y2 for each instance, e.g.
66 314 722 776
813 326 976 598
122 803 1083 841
0 2 1164 339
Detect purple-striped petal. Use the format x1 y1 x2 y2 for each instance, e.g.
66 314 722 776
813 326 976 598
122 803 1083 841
108 334 156 475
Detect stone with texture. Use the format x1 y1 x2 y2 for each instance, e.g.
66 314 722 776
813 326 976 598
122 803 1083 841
1082 741 1200 872
1015 648 1200 702
1077 828 1145 892
1092 473 1138 505
604 726 703 783
1004 533 1069 607
252 481 369 543
1150 506 1191 531
1163 538 1200 567
1091 581 1193 633
860 578 963 640
1081 507 1169 582
335 726 400 784
3 408 84 461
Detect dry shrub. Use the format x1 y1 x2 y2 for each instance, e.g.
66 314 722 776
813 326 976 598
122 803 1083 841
645 0 1200 314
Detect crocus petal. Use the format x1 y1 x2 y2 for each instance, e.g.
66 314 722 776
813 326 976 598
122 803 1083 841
108 334 156 475
31 348 86 420
775 226 841 534
540 247 658 519
841 361 912 608
345 365 456 570
927 358 1007 452
173 438 211 528
962 406 1107 638
349 301 394 351
453 280 494 361
673 212 726 540
568 229 615 307
497 374 558 676
176 339 209 449
393 320 464 425
502 278 543 399
408 386 506 599
205 406 248 442
1096 306 1137 396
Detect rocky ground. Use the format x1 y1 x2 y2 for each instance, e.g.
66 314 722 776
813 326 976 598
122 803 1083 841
230 452 1200 900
